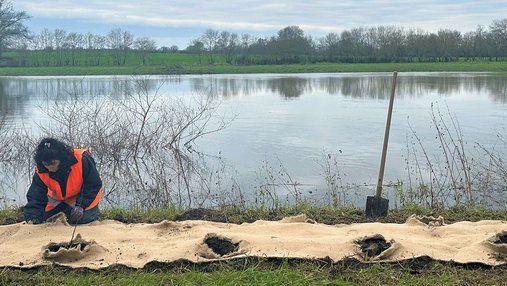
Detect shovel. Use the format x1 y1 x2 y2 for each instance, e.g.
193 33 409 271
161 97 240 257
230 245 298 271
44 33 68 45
366 71 398 218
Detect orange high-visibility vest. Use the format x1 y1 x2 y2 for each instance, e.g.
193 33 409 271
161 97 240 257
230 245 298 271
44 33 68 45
37 149 102 212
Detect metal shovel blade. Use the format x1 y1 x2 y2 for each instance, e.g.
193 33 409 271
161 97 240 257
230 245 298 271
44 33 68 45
365 196 389 218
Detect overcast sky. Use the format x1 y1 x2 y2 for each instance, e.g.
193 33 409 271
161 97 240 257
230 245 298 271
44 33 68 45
12 0 507 49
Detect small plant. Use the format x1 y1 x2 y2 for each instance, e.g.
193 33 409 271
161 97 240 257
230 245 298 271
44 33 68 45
318 151 348 208
254 159 305 210
405 102 507 208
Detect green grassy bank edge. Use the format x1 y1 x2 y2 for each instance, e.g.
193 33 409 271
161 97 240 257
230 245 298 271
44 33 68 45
1 204 506 225
1 61 507 76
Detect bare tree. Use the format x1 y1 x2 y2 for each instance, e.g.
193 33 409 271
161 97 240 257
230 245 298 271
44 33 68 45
240 33 257 50
84 33 106 65
373 26 406 60
134 36 157 65
405 28 428 60
217 31 239 64
32 28 54 66
489 18 507 60
339 27 366 60
107 28 134 65
51 28 67 65
0 0 30 57
186 39 205 64
200 29 219 64
35 28 54 50
63 32 84 66
436 29 462 61
462 26 491 59
318 32 340 59
52 29 66 50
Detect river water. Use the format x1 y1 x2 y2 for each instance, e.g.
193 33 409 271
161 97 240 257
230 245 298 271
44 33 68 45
1 72 506 207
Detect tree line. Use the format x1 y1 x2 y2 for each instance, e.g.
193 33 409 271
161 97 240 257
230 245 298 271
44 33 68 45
1 0 506 67
189 21 507 65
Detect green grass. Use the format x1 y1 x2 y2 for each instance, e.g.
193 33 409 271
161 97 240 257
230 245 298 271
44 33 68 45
2 205 506 225
100 206 181 223
3 50 507 76
1 61 506 76
0 259 505 286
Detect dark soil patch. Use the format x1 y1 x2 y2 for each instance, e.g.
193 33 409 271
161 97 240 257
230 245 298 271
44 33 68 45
493 231 507 244
398 255 434 274
204 235 239 256
46 242 89 253
356 235 392 258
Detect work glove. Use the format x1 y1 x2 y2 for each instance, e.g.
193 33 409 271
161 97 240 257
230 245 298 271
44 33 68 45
70 206 84 222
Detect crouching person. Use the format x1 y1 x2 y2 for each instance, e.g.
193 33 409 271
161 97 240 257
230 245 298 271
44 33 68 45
23 137 103 224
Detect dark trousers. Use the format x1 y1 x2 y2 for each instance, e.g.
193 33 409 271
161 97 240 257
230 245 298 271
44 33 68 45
43 203 99 224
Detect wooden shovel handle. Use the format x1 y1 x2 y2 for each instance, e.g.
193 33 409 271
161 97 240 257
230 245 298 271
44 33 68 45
375 71 398 198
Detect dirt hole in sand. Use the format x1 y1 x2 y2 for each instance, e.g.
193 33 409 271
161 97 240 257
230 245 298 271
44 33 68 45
204 235 239 256
42 235 95 261
47 241 89 253
493 231 507 244
356 234 392 258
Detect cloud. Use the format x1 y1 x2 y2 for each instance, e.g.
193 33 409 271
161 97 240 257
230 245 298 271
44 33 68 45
11 0 507 47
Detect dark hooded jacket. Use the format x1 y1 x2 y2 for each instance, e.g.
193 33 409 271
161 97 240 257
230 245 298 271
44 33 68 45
23 151 102 223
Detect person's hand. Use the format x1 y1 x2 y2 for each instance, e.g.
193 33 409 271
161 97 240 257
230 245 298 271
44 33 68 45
26 218 42 224
70 206 84 222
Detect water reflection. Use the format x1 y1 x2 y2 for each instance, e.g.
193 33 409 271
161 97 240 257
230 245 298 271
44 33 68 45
1 73 506 117
267 77 313 98
0 76 183 116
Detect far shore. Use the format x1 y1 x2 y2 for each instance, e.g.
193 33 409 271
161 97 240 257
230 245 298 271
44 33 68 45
1 61 506 76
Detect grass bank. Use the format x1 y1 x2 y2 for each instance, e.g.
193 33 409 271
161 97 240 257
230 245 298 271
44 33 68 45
1 205 506 225
1 61 506 76
0 205 506 285
1 258 506 286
